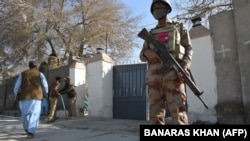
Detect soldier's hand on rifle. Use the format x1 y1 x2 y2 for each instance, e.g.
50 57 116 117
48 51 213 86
180 61 188 72
143 50 162 63
180 60 190 73
177 72 184 82
177 60 190 82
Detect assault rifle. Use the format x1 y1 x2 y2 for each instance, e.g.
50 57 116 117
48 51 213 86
138 28 208 109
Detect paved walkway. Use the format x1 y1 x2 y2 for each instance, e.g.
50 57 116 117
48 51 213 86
0 114 149 141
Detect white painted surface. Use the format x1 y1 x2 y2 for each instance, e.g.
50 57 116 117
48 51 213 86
87 60 113 118
69 62 86 109
84 35 218 123
187 35 218 124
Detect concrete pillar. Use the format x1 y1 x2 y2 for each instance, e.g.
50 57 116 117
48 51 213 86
69 61 86 109
189 22 218 124
87 53 114 118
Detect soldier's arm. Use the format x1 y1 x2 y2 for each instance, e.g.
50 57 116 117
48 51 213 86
140 42 161 63
180 23 193 69
139 42 150 62
54 82 61 95
60 85 73 94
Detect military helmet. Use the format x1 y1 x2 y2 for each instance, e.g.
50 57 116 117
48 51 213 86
150 0 172 14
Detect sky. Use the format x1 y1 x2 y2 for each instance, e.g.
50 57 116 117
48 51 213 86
120 0 178 61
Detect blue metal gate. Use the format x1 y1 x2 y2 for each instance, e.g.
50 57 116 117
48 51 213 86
113 63 148 120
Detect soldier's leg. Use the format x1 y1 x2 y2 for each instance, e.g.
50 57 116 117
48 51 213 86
67 98 71 117
68 97 77 117
148 82 166 125
71 96 77 117
165 79 189 125
47 98 57 122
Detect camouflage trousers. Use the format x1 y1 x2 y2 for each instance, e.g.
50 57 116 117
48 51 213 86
147 70 189 125
47 97 58 122
67 96 77 117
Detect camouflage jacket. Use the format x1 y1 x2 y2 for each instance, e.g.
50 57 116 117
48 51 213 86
139 20 193 83
59 83 77 98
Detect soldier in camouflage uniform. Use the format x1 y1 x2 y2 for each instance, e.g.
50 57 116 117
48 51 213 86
139 0 193 125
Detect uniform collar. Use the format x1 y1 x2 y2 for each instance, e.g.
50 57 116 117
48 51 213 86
156 19 173 28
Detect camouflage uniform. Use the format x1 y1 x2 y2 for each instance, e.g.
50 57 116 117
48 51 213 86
59 77 77 118
47 77 62 123
139 20 193 125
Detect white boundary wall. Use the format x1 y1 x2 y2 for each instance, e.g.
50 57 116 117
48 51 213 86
187 34 218 124
87 53 114 118
69 62 86 110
